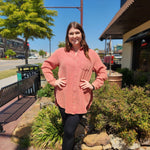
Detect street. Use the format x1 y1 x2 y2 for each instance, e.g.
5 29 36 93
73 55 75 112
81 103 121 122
0 58 47 71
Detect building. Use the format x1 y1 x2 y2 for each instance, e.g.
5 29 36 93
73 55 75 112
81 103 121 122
99 0 150 73
0 35 24 58
97 50 105 59
113 44 122 54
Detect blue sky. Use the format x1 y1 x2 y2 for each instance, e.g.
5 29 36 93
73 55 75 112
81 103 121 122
29 0 122 54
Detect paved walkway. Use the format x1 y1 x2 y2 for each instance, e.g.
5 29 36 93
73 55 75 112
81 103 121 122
0 96 37 150
0 75 17 89
0 76 42 150
0 75 46 90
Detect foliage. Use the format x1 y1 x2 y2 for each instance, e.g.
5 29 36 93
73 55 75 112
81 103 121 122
30 49 38 52
37 83 54 99
58 41 65 48
52 66 59 79
117 68 149 87
31 105 63 149
0 0 57 64
37 66 58 100
133 71 148 87
117 68 134 87
36 63 43 77
88 82 150 145
4 49 16 57
39 49 46 57
18 136 31 148
38 62 58 79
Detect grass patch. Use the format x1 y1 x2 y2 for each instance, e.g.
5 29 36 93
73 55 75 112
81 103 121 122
0 68 18 80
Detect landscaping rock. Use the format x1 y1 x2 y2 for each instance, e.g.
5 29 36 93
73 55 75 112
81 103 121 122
139 146 150 150
81 144 103 150
128 142 141 150
109 134 127 150
83 132 110 147
102 144 112 150
141 138 150 146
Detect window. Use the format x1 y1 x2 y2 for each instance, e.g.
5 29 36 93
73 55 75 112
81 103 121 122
133 37 150 72
0 37 4 45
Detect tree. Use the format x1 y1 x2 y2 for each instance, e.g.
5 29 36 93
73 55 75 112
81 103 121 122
30 49 38 53
5 49 16 58
94 48 99 52
0 0 57 64
58 41 65 48
39 49 46 57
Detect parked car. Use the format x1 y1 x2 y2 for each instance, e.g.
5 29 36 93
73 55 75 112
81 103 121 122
28 55 38 59
113 54 122 59
16 55 25 59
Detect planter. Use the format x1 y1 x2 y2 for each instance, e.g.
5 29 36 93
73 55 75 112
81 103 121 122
107 70 123 88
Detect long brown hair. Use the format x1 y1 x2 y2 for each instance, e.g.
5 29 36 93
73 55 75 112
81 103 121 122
65 22 90 59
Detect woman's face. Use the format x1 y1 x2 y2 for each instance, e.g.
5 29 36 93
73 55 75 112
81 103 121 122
68 27 82 47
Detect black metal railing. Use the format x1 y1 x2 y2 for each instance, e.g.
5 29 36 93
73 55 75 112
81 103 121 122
0 64 41 132
0 74 40 107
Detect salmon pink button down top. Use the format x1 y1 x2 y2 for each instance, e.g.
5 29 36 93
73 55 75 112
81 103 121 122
41 47 107 114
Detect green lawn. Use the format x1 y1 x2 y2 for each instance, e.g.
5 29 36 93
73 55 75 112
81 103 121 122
0 68 18 80
0 69 96 81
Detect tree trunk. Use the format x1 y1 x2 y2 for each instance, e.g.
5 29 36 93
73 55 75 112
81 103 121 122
24 38 28 64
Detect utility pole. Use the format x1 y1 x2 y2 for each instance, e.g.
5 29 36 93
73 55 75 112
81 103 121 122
49 38 51 56
44 0 83 26
43 0 83 56
80 0 83 26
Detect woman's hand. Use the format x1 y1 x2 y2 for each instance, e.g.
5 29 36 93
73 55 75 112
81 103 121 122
54 78 66 89
80 79 94 90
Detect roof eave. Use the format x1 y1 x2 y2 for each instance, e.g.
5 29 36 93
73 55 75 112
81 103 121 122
99 0 135 41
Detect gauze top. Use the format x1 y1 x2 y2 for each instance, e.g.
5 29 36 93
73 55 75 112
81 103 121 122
41 47 107 114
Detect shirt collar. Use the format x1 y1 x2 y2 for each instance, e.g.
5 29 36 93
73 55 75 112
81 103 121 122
70 47 83 51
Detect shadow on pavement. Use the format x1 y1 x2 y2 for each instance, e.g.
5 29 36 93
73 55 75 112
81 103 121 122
0 96 36 125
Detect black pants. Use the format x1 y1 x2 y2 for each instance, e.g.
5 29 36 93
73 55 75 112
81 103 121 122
58 106 83 150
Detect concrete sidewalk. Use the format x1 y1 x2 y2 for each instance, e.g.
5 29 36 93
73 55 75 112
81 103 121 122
0 75 46 150
0 75 17 89
0 96 36 150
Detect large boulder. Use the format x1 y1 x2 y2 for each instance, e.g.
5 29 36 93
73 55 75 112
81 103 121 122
83 132 110 147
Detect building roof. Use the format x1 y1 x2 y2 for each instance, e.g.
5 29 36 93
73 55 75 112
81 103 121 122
99 0 150 40
98 50 105 54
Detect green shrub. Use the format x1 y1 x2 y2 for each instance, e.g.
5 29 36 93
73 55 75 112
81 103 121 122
31 105 63 149
53 67 59 79
117 68 134 87
36 63 43 77
117 68 149 87
37 66 59 98
37 83 54 98
88 83 150 145
133 71 148 87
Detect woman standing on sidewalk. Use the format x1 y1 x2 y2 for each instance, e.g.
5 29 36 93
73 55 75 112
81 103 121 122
41 21 107 150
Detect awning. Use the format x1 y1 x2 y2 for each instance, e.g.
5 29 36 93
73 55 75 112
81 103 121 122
99 0 150 41
125 28 150 43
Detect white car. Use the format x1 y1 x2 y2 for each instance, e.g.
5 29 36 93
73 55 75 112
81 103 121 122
113 54 122 59
28 55 38 59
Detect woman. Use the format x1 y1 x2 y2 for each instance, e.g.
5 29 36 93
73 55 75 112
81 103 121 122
41 22 107 150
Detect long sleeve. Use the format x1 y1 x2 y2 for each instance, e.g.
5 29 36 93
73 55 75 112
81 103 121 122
41 50 59 87
92 52 108 89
